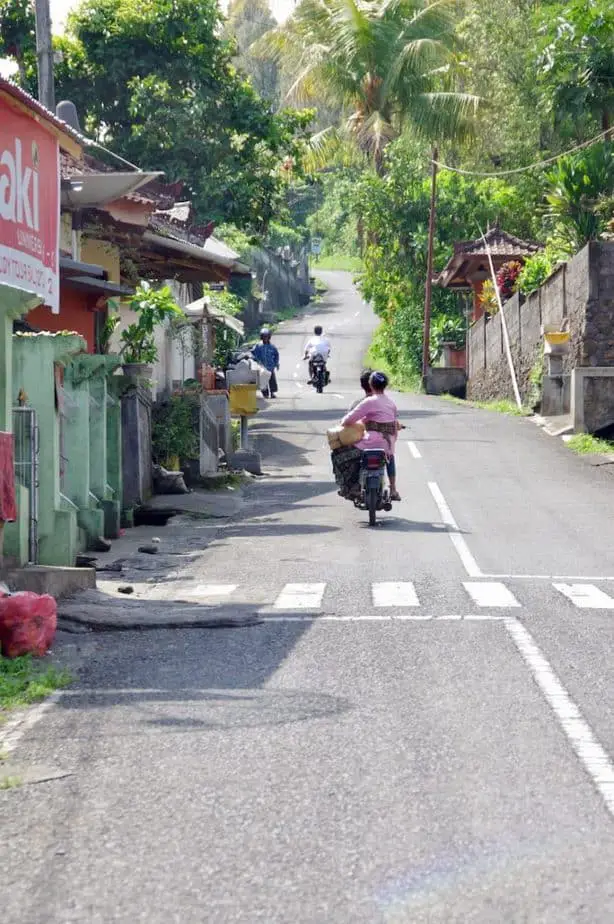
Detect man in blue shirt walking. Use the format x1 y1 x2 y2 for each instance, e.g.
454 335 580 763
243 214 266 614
251 328 280 398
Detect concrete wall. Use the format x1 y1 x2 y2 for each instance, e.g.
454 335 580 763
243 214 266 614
468 242 614 406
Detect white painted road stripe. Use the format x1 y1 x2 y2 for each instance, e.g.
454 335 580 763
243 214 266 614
464 581 521 608
553 583 614 609
428 482 482 578
505 616 614 817
407 441 422 459
372 582 419 607
259 613 506 622
184 584 237 597
274 583 326 609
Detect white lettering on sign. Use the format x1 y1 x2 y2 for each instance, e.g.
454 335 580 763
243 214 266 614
0 100 60 312
0 137 40 231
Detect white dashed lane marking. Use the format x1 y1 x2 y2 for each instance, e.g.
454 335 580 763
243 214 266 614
372 582 419 608
274 583 326 609
164 580 614 612
182 584 237 597
553 583 614 609
463 581 521 608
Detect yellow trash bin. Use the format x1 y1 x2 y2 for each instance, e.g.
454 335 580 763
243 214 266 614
229 383 258 416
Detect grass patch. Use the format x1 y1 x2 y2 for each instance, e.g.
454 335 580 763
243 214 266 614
363 343 422 393
472 399 531 416
197 471 248 490
566 433 614 455
230 418 240 452
0 655 71 718
440 395 532 416
271 305 302 323
0 775 22 790
312 254 363 273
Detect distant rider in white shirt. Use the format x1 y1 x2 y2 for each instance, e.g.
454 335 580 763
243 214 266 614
303 325 331 383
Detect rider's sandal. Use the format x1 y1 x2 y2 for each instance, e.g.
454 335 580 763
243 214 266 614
390 491 402 501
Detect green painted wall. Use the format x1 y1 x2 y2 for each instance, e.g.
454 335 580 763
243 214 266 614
12 333 85 566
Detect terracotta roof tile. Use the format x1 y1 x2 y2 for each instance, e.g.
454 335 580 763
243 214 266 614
454 225 542 257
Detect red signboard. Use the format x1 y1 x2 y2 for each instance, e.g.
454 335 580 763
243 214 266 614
0 100 60 312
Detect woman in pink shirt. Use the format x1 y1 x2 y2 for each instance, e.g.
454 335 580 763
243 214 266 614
341 371 401 500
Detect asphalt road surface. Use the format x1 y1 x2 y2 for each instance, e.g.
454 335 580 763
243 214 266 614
5 272 614 922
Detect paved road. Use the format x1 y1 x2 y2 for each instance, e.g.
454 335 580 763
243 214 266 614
5 271 614 922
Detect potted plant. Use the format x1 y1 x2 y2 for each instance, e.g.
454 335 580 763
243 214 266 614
105 282 184 379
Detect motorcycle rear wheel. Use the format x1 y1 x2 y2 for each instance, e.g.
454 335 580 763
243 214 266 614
367 485 378 526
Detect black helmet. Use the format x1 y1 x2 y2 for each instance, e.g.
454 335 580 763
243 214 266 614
314 325 323 336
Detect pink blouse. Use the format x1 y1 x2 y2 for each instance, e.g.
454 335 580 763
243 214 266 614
341 394 399 454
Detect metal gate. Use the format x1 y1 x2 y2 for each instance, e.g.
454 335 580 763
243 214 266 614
12 407 39 564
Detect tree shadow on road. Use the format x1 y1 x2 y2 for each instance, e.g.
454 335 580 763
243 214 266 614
55 617 354 728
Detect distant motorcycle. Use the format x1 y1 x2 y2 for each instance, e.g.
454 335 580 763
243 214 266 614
310 352 329 394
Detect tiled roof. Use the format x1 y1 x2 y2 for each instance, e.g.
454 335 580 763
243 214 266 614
0 77 84 142
454 225 542 257
150 203 215 246
60 150 98 179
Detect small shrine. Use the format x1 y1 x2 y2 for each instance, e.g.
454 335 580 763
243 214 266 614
434 225 543 322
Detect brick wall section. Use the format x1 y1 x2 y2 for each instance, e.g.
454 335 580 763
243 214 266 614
468 242 614 402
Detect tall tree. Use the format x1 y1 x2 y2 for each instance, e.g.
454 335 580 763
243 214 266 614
53 0 312 230
538 0 614 138
226 0 279 103
259 0 479 173
0 0 36 88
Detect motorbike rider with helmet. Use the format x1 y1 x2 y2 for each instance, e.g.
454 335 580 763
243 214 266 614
251 327 280 398
303 325 331 384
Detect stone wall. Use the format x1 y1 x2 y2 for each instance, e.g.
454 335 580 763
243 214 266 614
468 242 614 404
248 247 310 328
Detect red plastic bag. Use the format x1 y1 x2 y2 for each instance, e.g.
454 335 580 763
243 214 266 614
0 591 57 658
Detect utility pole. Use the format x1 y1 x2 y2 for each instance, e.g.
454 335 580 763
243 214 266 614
422 146 438 384
34 0 55 111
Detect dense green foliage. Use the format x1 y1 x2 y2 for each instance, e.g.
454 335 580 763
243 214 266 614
267 0 614 382
0 0 312 231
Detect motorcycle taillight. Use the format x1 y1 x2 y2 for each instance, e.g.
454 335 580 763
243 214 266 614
366 455 384 469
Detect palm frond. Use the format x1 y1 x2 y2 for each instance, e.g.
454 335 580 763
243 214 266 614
303 125 368 170
406 90 481 141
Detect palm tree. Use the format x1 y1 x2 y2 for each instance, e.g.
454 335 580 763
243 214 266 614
257 0 479 173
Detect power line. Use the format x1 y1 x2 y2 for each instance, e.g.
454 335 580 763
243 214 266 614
433 128 611 178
